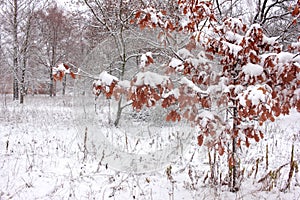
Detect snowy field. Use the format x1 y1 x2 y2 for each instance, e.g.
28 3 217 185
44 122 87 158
0 95 300 199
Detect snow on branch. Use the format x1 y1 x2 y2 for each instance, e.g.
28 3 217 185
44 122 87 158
52 63 76 81
132 71 171 88
242 63 263 76
93 71 119 98
180 77 208 95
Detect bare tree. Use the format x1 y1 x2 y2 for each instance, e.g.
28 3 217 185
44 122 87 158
0 0 48 102
34 2 74 97
214 0 299 46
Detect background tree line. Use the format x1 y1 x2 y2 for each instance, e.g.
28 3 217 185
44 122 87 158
0 0 297 104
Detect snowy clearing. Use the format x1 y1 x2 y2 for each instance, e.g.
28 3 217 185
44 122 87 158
0 95 300 199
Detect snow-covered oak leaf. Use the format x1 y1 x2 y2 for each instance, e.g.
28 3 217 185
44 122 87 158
125 1 300 155
93 71 119 98
127 71 176 110
140 52 154 69
53 71 65 81
53 63 76 81
133 1 214 33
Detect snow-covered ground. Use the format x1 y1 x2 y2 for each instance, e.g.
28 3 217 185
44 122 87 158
0 95 299 199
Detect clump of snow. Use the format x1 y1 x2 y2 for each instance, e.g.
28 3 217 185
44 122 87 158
150 13 158 24
239 85 268 106
169 57 183 68
245 23 261 36
162 88 180 99
180 77 208 94
140 52 153 68
225 31 244 44
97 71 119 86
277 52 300 63
222 41 243 55
177 48 193 59
198 110 215 120
234 84 244 94
53 63 70 75
242 63 263 76
119 80 131 89
263 35 278 45
180 16 190 28
197 110 215 127
133 71 170 87
291 42 300 48
295 88 300 99
93 71 119 93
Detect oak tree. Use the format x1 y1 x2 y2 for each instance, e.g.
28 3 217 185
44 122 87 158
54 0 300 192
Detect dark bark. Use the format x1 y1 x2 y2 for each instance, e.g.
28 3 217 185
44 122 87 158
62 75 66 95
20 12 33 104
13 0 19 101
49 66 54 97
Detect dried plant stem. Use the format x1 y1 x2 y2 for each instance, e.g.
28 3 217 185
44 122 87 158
255 158 259 179
266 144 269 171
83 127 88 162
281 144 295 192
258 163 289 191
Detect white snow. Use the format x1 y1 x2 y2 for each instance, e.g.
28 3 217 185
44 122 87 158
93 71 119 93
0 94 299 199
277 51 300 63
180 77 208 94
177 48 193 59
225 31 244 43
245 23 261 37
140 52 153 68
98 71 119 86
291 42 300 48
150 13 158 24
263 35 278 45
53 63 70 75
239 85 268 106
222 41 243 55
162 88 180 99
133 71 170 87
169 57 183 68
243 63 263 76
118 80 131 89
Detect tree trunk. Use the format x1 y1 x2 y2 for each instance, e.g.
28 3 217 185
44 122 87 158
13 76 19 100
113 27 126 127
230 136 238 192
49 66 54 97
50 43 56 97
62 75 66 95
114 97 123 126
20 67 26 104
230 64 240 192
12 0 19 101
20 13 32 104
